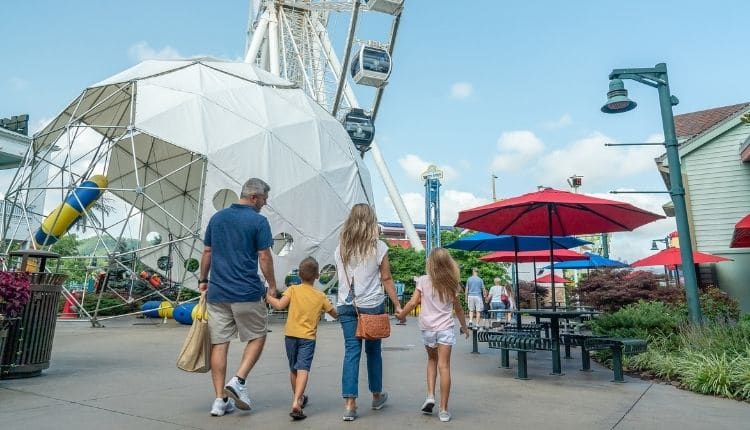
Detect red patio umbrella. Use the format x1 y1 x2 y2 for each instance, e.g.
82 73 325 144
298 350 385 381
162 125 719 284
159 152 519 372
456 188 663 310
534 273 569 284
480 249 587 309
479 249 588 263
630 247 732 267
730 213 750 248
455 188 664 236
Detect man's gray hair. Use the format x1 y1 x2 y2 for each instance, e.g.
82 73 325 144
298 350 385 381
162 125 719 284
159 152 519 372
240 178 271 199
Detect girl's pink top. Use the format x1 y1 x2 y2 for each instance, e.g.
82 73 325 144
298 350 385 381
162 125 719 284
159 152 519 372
415 275 455 331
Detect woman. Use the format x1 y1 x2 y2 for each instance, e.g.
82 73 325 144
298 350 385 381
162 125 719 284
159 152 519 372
335 204 403 422
487 278 513 323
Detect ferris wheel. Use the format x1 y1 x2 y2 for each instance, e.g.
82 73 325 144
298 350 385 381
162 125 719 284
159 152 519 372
244 0 422 250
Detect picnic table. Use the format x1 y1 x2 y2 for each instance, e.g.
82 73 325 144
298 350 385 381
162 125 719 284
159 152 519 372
492 308 599 375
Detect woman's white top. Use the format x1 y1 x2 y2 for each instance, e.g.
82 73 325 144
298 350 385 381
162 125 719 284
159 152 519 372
334 240 388 308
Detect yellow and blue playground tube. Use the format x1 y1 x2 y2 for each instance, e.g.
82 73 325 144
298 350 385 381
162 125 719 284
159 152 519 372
34 175 108 246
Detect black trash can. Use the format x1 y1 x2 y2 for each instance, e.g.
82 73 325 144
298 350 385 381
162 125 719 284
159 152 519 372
1 251 66 379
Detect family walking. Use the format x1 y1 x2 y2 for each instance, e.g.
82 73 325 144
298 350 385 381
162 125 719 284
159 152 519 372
198 179 468 423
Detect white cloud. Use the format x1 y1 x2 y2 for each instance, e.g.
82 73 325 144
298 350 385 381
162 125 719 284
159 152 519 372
397 154 458 182
491 130 545 172
543 113 572 129
531 131 664 187
381 189 490 226
128 41 182 62
450 82 474 100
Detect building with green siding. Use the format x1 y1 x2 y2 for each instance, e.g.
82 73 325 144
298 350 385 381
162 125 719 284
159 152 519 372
655 102 750 312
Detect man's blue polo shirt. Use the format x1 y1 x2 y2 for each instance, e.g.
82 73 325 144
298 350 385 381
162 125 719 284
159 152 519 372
204 203 273 303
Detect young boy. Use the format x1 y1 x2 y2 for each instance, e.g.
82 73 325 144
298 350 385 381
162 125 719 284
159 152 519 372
266 257 338 421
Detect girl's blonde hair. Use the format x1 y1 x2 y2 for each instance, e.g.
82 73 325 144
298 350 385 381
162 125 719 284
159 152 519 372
340 203 379 267
426 248 460 304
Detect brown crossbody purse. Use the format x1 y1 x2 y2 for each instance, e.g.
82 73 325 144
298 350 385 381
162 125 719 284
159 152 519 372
341 253 391 340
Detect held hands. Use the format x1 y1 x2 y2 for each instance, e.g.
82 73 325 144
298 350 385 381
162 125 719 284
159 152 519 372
395 306 406 323
459 326 470 339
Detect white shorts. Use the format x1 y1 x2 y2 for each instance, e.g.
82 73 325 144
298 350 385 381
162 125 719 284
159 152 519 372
467 296 484 312
421 328 456 348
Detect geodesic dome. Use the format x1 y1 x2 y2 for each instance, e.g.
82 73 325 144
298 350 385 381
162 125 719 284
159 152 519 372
4 59 373 289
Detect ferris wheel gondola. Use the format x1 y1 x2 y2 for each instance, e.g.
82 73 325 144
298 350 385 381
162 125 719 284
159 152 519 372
364 0 404 15
351 45 392 87
343 108 375 153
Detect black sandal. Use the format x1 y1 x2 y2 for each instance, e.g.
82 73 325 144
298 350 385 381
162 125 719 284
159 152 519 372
300 394 309 409
290 409 307 420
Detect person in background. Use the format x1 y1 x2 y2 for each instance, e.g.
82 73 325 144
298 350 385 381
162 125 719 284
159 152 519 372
266 257 338 421
464 268 486 327
198 177 277 417
335 203 403 422
487 278 513 323
397 248 469 422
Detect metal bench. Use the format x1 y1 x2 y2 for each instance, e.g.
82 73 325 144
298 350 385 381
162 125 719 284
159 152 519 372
491 321 550 338
583 337 648 382
560 333 606 371
483 331 552 379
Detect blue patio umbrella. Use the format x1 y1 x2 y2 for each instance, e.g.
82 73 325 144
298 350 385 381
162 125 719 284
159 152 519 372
544 252 628 270
445 232 590 252
446 233 591 317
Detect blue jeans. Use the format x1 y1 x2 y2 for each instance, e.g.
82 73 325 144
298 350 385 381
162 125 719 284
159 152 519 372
338 302 384 398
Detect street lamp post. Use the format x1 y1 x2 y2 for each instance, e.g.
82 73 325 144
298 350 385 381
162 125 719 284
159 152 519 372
602 63 702 323
491 174 498 201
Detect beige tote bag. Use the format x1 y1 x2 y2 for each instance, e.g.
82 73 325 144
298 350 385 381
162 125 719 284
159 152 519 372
176 294 211 373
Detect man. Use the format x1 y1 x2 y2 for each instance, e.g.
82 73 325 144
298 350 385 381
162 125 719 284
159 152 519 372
464 268 486 327
198 178 278 417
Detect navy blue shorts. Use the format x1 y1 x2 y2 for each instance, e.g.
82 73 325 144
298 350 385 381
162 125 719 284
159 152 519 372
285 336 316 372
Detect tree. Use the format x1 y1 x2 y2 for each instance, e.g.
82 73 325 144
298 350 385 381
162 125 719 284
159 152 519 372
49 234 87 284
440 228 510 286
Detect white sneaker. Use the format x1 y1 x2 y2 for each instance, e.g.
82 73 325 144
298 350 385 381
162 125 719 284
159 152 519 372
439 410 451 422
224 376 252 410
210 398 235 416
420 397 435 415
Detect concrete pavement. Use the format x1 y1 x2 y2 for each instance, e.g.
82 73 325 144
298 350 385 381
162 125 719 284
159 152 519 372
1 315 748 429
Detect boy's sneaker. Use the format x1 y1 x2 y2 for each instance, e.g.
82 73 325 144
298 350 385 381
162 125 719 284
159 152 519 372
210 398 235 417
224 376 252 410
371 392 388 410
420 397 435 414
439 410 452 422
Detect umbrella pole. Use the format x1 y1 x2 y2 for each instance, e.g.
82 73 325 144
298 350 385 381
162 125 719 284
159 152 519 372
513 237 521 328
548 203 556 311
532 259 539 310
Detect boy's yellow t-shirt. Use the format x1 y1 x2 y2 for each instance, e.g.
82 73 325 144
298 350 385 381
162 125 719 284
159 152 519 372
282 283 334 340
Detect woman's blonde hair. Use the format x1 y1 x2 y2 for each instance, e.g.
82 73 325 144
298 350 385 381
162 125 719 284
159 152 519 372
340 203 379 266
426 248 460 304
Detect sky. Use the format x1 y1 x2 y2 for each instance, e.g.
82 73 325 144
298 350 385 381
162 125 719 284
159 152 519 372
2 0 749 267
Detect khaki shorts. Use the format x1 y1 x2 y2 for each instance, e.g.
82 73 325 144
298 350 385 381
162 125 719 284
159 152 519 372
467 296 484 312
207 301 268 344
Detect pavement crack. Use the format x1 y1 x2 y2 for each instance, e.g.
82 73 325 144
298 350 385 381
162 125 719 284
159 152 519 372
611 382 653 429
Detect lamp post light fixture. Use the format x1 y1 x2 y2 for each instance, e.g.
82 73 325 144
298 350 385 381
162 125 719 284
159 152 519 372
651 237 669 251
603 63 702 324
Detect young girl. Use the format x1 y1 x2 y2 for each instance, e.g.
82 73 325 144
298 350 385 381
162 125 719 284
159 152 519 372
397 248 469 422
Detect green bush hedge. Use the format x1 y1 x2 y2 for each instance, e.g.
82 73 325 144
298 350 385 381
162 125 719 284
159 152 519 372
593 300 750 401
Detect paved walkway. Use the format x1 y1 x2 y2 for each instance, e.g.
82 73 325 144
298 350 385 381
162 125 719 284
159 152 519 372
1 315 748 429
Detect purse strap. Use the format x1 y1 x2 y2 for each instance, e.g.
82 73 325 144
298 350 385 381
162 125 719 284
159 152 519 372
340 251 361 317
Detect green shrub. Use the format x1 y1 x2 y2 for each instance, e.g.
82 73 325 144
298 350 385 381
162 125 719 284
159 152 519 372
674 287 740 323
731 354 750 400
591 300 685 340
678 351 737 399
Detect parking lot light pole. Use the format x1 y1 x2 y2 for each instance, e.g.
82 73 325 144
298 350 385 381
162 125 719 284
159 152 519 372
602 63 702 324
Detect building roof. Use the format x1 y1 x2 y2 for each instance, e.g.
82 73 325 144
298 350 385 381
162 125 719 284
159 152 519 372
674 102 750 140
379 222 453 231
